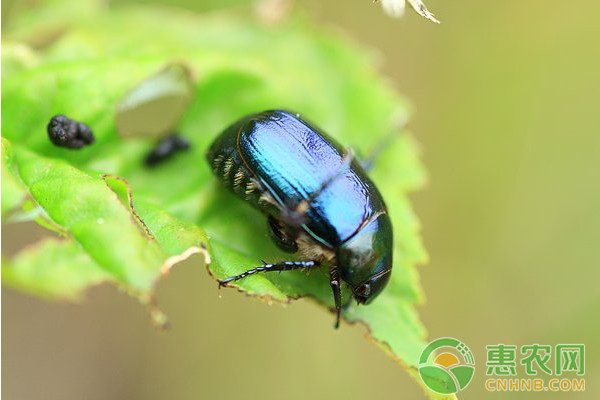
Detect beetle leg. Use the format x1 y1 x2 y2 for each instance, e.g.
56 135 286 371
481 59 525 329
329 266 342 329
267 215 299 253
218 260 319 287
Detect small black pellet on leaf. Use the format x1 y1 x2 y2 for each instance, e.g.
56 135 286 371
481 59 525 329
47 115 95 149
145 134 191 167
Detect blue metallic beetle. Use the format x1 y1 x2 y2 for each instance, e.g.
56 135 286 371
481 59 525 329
206 110 392 328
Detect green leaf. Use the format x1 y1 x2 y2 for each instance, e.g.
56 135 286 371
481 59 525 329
2 237 111 301
1 5 449 398
1 137 28 216
2 138 210 306
10 140 167 291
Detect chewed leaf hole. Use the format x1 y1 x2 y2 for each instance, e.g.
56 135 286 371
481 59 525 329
115 62 195 139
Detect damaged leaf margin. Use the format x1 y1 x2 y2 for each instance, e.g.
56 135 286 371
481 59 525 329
1 138 211 324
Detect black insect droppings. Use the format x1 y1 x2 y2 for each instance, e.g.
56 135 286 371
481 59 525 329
47 115 95 149
145 134 191 167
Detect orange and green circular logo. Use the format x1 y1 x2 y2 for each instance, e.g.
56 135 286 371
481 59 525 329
418 337 476 395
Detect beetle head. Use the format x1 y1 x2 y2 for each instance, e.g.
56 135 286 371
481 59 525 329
337 212 393 304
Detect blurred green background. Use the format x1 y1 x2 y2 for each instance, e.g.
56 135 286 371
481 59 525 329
2 0 599 399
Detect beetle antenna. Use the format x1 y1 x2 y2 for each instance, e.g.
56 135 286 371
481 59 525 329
361 113 408 172
293 147 355 218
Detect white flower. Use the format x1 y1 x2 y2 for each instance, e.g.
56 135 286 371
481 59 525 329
380 0 406 18
377 0 440 23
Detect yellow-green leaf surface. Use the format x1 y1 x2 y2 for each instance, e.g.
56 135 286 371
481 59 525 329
1 3 450 398
2 237 111 301
2 138 210 300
